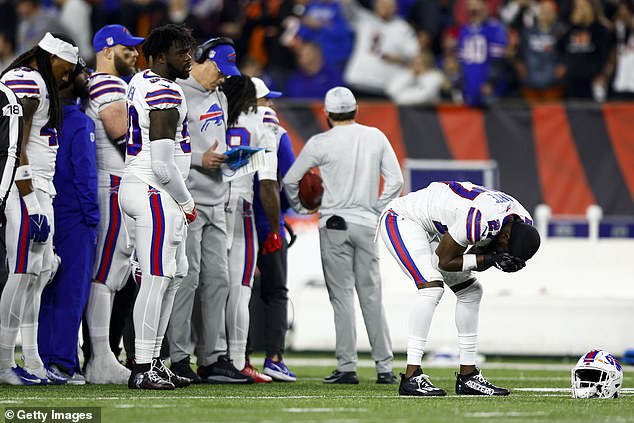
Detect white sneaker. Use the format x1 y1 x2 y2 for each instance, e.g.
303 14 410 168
85 354 131 384
48 364 85 385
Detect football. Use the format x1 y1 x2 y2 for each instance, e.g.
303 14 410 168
298 171 323 210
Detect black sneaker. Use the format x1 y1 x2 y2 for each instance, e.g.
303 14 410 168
376 372 398 384
128 369 175 390
455 369 509 396
323 370 359 384
399 368 447 396
198 355 254 384
154 359 191 388
170 358 201 384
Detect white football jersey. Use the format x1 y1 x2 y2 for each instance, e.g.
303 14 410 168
86 72 127 185
226 106 278 202
124 70 191 189
1 67 57 194
389 181 533 247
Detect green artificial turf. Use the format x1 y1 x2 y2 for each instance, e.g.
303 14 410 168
1 355 631 423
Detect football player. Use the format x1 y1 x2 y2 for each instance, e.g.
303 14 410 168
119 24 195 390
0 32 78 385
83 24 143 385
378 181 541 396
218 75 279 382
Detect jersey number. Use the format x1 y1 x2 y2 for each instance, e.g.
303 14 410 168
227 127 251 147
443 181 487 200
462 35 487 64
40 126 58 147
126 105 142 156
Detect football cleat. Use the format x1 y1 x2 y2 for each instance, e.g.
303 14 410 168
0 366 43 385
376 372 399 384
154 359 191 388
170 358 201 384
128 369 175 390
323 370 359 384
456 369 509 396
198 355 254 384
263 358 296 382
22 365 51 385
399 368 447 396
241 360 272 383
85 354 131 384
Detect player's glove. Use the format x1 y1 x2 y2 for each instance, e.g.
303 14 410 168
179 197 197 224
483 252 526 273
262 232 282 255
28 214 50 243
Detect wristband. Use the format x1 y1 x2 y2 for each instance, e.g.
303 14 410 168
462 254 477 271
15 165 33 181
22 191 42 215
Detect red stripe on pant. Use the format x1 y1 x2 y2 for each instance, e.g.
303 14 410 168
15 199 30 273
95 175 122 282
241 201 255 287
385 212 426 285
149 189 165 277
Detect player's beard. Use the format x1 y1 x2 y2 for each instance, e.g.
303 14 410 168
114 53 136 77
167 61 190 81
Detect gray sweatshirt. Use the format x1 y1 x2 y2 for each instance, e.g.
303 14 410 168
178 75 229 206
283 122 403 229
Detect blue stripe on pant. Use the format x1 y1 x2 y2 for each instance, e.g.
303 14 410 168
38 223 97 373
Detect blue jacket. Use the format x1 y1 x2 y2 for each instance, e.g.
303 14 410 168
53 102 99 229
253 129 296 244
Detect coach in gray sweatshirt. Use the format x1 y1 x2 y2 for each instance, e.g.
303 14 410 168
284 87 404 385
167 38 252 384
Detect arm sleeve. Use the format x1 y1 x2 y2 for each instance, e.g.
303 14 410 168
282 138 319 213
256 126 278 182
150 138 193 205
71 122 99 227
376 135 403 213
0 87 22 206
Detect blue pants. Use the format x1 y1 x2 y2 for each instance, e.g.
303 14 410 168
38 222 96 373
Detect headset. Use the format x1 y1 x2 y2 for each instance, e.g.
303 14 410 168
193 37 235 64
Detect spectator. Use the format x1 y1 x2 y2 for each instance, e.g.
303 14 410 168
56 0 93 63
298 0 354 71
15 0 67 55
457 0 509 106
39 59 97 385
0 0 17 55
386 50 445 105
500 0 539 32
440 52 464 103
557 0 614 100
286 41 344 98
515 0 565 101
610 0 634 99
342 0 419 96
0 33 15 72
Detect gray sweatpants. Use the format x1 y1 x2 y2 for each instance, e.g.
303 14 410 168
168 203 229 367
319 221 394 373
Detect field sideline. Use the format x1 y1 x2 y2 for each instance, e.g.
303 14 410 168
1 355 632 423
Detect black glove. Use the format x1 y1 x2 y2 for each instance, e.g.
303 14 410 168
484 252 526 273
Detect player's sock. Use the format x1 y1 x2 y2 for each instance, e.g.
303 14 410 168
21 272 48 370
407 287 443 365
226 284 252 371
153 277 181 358
455 281 483 365
134 274 170 366
0 274 31 369
85 282 115 357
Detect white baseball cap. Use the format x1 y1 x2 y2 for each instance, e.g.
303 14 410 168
324 86 357 113
251 77 282 99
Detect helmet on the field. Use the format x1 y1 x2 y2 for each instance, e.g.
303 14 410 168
571 350 623 399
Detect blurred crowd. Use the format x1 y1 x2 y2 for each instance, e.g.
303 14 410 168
1 0 633 106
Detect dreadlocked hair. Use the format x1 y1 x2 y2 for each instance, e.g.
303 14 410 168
2 32 77 131
222 76 257 128
142 24 195 62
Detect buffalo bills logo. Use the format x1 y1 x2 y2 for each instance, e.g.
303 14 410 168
200 104 224 131
147 187 161 197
